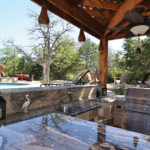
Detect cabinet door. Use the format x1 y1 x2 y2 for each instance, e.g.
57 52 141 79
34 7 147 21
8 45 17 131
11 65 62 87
126 112 147 134
146 116 150 135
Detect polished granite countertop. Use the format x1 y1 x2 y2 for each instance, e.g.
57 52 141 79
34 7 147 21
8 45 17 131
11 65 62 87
0 113 150 150
56 100 101 116
0 84 99 94
0 100 101 127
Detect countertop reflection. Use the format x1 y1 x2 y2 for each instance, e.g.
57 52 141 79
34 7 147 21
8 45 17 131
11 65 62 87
0 113 150 150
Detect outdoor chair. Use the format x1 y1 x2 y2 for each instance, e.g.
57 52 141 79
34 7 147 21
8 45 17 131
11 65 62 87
40 70 90 87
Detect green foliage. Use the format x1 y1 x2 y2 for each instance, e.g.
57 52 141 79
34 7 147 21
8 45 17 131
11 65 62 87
108 53 123 83
0 47 19 76
110 36 150 83
78 38 99 70
0 47 42 79
116 83 126 95
50 36 84 80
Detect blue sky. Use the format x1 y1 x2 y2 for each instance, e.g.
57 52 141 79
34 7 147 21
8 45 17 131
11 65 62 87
0 0 124 52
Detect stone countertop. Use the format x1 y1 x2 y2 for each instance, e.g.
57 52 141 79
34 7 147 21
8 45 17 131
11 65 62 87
0 84 100 94
56 100 101 116
0 113 150 150
98 90 126 103
0 100 101 127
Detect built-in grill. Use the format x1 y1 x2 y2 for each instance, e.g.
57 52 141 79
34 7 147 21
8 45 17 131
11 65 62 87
124 87 150 134
125 87 150 114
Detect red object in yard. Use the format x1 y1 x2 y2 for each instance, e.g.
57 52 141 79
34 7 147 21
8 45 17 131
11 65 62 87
14 74 29 80
23 74 29 78
1 72 5 77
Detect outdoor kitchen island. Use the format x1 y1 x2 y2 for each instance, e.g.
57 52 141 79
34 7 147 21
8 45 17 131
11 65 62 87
0 113 150 150
1 86 150 149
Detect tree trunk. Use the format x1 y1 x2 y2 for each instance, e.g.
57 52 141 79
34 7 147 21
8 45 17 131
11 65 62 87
45 63 50 83
43 64 46 83
42 61 50 83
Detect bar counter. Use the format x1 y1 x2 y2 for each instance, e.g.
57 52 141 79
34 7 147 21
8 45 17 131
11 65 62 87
0 113 150 150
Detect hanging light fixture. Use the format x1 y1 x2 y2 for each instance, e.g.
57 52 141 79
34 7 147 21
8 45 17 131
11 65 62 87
38 0 50 25
78 28 86 42
136 35 142 54
130 25 149 55
130 25 149 36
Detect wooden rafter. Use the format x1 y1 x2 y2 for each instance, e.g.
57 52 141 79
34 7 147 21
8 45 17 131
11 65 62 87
83 8 104 18
108 21 130 39
143 11 150 16
94 17 108 26
109 30 150 40
76 0 120 11
102 10 112 21
32 0 100 39
47 0 103 37
104 0 144 36
83 8 111 25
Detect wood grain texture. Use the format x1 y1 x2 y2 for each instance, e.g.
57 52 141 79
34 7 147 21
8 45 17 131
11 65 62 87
104 0 144 36
47 0 103 36
32 0 101 39
99 37 108 86
82 0 120 11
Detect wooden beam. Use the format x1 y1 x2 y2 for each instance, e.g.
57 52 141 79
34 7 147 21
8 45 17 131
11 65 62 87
47 0 103 37
104 0 144 36
84 8 104 18
102 10 112 20
94 17 108 26
32 0 100 39
83 8 111 25
143 11 150 17
108 21 130 39
83 8 109 25
99 37 108 86
108 30 150 40
81 0 120 11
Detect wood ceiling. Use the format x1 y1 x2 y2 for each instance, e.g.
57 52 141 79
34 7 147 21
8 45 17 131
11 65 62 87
32 0 150 40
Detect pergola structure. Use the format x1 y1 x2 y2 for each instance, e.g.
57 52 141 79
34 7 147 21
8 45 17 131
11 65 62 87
31 0 150 86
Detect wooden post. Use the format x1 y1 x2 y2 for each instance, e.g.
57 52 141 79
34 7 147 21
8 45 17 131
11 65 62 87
99 37 108 87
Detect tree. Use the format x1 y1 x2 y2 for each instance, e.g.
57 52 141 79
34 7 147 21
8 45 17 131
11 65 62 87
6 11 72 83
114 36 150 82
50 36 82 79
78 38 99 70
0 47 19 76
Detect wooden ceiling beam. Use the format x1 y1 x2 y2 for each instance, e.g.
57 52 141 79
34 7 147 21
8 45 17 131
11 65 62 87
94 17 108 26
104 0 144 36
78 0 120 11
83 8 103 18
108 21 130 39
102 10 112 21
31 0 100 39
143 11 150 17
46 0 103 37
109 30 150 40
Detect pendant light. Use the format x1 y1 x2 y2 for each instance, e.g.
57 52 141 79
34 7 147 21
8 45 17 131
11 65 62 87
136 35 142 54
78 28 86 42
130 25 149 55
38 0 50 25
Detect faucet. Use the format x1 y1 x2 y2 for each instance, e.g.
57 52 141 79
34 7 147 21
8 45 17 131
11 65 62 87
67 91 73 107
